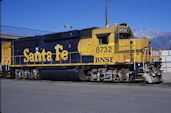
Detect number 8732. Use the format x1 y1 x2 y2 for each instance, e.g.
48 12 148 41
96 46 112 53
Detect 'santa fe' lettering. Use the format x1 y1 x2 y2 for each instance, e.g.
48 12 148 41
24 45 68 62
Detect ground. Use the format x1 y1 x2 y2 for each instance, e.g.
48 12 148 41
162 72 171 83
1 72 171 113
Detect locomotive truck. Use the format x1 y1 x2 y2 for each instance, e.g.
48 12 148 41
0 23 162 83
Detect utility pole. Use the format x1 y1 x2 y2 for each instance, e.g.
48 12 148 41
0 4 2 113
105 0 107 27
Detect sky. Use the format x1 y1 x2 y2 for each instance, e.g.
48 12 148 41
1 0 171 34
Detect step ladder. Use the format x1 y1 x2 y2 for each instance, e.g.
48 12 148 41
0 63 2 71
0 57 11 77
0 63 2 77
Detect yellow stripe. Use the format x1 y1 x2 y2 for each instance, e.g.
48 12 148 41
11 63 98 67
135 79 144 81
139 67 143 69
138 73 144 75
10 62 134 67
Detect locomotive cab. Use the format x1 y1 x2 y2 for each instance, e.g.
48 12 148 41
78 23 162 83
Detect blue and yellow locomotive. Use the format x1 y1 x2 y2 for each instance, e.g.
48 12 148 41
1 24 162 83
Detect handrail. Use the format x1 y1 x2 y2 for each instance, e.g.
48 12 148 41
0 56 11 71
1 57 5 65
134 39 136 71
0 57 4 71
143 48 147 71
151 49 161 62
12 51 81 65
159 49 162 62
5 56 11 71
5 57 10 65
1 56 11 65
151 47 153 63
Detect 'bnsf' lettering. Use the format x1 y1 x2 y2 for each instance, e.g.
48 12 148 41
95 57 114 63
24 45 68 63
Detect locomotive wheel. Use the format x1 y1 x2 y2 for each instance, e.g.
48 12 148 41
35 73 41 80
30 69 41 80
33 72 41 80
129 74 134 82
78 69 86 81
28 73 34 80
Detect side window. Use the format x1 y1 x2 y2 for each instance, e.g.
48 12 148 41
96 33 110 45
115 32 118 41
119 33 130 39
99 37 108 44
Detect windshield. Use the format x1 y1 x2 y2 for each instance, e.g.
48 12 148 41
119 33 131 39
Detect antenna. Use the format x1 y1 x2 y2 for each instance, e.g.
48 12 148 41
105 0 107 27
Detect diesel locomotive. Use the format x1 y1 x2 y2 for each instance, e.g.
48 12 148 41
1 24 162 83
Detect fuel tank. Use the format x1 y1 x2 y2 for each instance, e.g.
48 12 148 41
40 69 80 81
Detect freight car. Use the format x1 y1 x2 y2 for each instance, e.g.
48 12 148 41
1 24 162 83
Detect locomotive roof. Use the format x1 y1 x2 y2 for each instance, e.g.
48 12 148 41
18 27 97 41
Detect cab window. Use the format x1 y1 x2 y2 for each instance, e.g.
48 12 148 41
119 33 131 39
96 33 110 45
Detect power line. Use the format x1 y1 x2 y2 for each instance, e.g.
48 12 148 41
1 25 56 36
1 25 54 33
105 0 107 27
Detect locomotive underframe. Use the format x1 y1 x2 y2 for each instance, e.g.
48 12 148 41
4 62 162 83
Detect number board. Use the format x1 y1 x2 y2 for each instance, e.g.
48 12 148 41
119 28 128 33
96 46 112 53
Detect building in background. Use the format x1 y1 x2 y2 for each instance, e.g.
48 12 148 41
0 25 53 63
161 50 171 72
